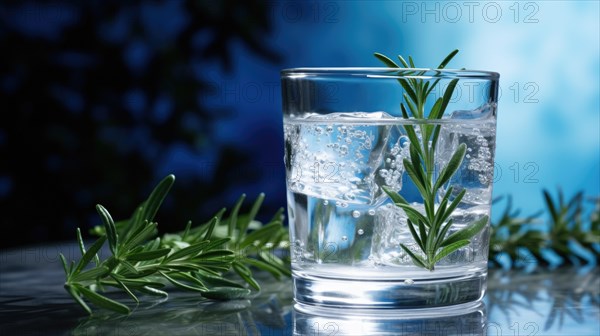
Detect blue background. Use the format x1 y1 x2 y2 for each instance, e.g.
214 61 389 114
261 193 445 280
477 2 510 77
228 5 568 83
218 1 599 216
0 1 598 246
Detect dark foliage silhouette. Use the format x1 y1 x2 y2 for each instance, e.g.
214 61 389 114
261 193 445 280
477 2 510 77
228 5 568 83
0 0 282 247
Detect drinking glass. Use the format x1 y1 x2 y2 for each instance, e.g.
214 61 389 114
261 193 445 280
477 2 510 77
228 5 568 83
281 68 499 309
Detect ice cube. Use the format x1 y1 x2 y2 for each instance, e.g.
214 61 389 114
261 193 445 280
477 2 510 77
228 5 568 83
435 108 496 205
284 112 395 205
436 205 490 265
370 203 425 266
449 102 495 120
373 125 410 202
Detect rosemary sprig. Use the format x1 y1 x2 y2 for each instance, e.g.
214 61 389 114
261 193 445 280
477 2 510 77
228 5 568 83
60 175 289 315
489 196 545 268
375 50 488 271
490 190 600 267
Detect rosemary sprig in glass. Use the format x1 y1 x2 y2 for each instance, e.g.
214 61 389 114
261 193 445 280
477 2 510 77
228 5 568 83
60 175 289 315
375 50 488 271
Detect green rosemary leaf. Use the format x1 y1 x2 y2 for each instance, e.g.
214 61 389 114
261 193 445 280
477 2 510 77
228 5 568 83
126 248 170 262
76 228 86 256
422 81 431 102
73 236 107 275
395 203 428 228
428 98 444 120
120 260 138 275
77 285 131 315
72 266 109 282
374 52 400 67
195 266 223 277
181 221 192 241
434 187 463 227
397 55 409 68
434 219 455 251
430 125 442 156
68 261 75 275
433 240 469 264
543 190 559 224
233 262 260 291
237 193 265 236
143 237 161 252
138 286 168 297
442 215 488 247
425 78 441 98
175 272 207 288
139 174 175 227
117 269 158 279
193 250 235 263
104 277 165 289
441 189 466 224
65 285 92 315
403 159 428 197
203 217 218 241
417 220 428 249
203 237 230 251
110 275 139 303
123 222 158 252
227 194 246 238
408 55 416 68
437 49 459 69
382 186 406 204
240 221 283 249
403 93 419 117
164 241 210 262
196 272 246 289
96 204 119 255
258 251 292 277
125 207 144 241
59 253 70 276
400 106 421 153
202 287 251 300
405 219 424 251
409 142 424 181
433 194 450 227
434 143 467 190
159 271 206 292
269 207 285 223
244 257 283 279
439 79 459 117
399 244 427 269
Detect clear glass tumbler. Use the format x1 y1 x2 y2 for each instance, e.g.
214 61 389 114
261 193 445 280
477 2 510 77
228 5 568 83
281 68 500 309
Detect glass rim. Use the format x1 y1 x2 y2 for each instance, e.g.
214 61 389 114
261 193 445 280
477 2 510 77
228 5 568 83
281 67 499 79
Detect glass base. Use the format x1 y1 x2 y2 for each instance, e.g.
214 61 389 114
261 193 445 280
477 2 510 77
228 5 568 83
293 270 487 309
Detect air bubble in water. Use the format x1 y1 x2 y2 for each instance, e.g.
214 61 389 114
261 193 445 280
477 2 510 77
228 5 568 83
368 209 376 216
399 135 409 148
341 236 348 241
323 200 329 205
339 145 348 155
357 229 364 235
404 279 414 285
352 210 361 218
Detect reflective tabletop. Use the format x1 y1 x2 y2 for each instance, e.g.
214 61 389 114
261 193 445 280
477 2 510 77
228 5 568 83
1 243 598 335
